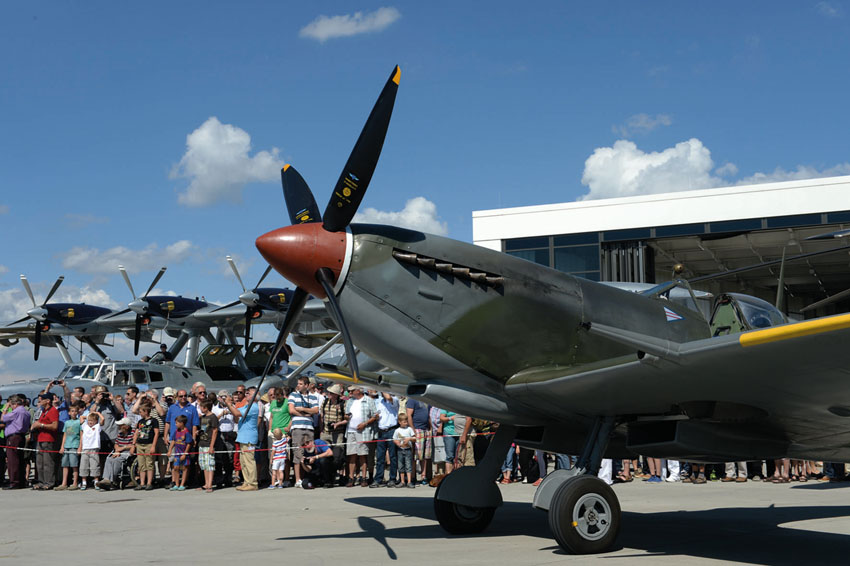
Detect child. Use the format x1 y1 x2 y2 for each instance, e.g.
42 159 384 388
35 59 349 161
393 414 416 488
197 400 219 493
270 428 288 489
56 403 82 490
167 414 192 491
133 403 159 491
79 410 104 490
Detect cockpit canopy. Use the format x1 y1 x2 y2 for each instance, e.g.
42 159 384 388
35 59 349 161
709 293 787 336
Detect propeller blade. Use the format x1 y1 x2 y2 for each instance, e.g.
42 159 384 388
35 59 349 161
134 315 142 356
322 65 400 233
282 165 322 225
43 276 65 305
210 300 241 312
241 286 309 423
255 265 273 289
118 266 137 299
144 267 167 298
20 275 37 307
11 315 31 325
315 267 359 380
34 322 41 361
244 310 252 350
226 256 247 292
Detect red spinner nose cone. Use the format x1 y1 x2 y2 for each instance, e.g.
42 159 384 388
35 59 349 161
256 224 348 299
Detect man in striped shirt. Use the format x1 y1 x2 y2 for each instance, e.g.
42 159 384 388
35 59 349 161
288 376 319 489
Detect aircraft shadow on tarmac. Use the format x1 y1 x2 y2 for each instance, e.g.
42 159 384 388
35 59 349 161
276 496 850 563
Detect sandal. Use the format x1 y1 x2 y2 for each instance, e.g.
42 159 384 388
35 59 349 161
205 488 214 493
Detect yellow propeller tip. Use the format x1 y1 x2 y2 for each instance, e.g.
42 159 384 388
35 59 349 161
283 164 290 172
392 66 401 85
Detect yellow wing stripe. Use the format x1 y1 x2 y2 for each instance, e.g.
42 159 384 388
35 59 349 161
315 372 359 384
739 313 850 347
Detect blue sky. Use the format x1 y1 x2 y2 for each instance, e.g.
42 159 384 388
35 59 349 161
2 1 849 379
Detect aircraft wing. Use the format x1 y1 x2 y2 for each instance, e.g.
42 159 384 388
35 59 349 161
505 312 850 460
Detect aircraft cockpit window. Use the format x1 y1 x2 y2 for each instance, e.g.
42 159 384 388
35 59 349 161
112 370 130 386
63 365 86 379
731 294 787 329
130 370 148 385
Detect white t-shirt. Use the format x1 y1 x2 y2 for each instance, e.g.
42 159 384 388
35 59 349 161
347 398 364 433
81 421 101 450
393 426 415 449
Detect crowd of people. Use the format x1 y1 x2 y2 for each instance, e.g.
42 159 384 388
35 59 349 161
0 376 847 492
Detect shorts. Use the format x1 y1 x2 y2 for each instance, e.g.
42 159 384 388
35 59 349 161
136 443 155 472
414 429 431 461
199 446 215 471
272 458 287 471
346 431 369 456
171 452 189 468
61 452 80 468
291 428 314 464
398 448 413 474
79 449 101 477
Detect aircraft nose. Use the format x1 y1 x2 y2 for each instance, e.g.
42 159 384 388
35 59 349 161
255 224 348 299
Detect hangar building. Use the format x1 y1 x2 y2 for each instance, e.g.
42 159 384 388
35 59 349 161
472 175 850 317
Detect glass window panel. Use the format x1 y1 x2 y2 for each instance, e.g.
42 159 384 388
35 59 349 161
766 213 822 228
554 233 598 246
504 236 549 251
827 211 850 223
709 218 762 233
554 245 600 273
655 223 706 238
603 228 651 241
506 249 550 266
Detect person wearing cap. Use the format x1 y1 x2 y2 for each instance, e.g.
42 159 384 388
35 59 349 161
1 396 31 489
344 386 378 487
320 384 348 485
224 387 261 491
31 392 60 489
288 376 320 488
96 417 135 490
213 389 236 488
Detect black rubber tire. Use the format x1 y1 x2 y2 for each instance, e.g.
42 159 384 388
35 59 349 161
433 481 496 534
548 475 621 554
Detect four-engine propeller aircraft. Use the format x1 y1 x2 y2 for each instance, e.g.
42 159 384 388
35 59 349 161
247 65 850 554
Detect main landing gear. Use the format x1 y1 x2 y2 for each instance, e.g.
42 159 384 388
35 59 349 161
432 417 622 554
533 416 621 554
433 424 516 534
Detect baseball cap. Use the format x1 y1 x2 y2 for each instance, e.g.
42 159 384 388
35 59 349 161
163 387 177 397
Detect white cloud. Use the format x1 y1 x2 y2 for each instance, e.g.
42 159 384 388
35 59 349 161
0 204 8 214
612 113 672 138
171 117 284 207
60 240 196 275
300 7 401 42
738 163 850 185
354 196 448 236
580 138 724 200
0 265 7 275
579 137 850 200
64 213 109 229
817 2 842 17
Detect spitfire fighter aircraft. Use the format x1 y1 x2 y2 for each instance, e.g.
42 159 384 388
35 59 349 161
247 65 850 554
